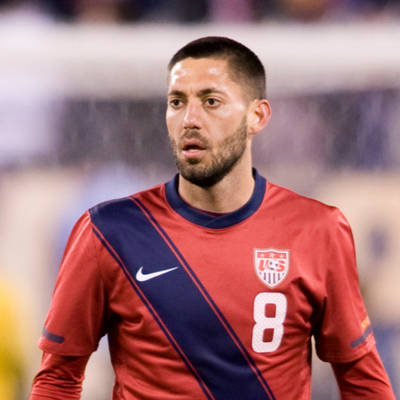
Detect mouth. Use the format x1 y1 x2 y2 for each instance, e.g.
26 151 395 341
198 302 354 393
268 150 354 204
181 139 207 159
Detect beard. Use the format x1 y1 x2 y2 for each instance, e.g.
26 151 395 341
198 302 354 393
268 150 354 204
169 117 248 188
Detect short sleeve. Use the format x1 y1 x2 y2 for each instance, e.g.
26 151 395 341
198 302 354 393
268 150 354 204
314 208 375 363
38 212 107 356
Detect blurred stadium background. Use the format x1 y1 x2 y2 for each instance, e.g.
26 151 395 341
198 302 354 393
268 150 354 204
0 0 399 398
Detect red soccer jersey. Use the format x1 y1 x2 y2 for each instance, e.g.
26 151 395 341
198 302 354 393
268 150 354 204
35 170 378 399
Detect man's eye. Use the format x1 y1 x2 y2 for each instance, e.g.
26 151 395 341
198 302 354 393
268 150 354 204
206 98 219 107
170 99 182 107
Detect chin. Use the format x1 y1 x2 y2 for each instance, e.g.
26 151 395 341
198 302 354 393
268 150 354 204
179 165 229 188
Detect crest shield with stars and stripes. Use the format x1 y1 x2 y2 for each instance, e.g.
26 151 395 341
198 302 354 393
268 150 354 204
254 249 290 288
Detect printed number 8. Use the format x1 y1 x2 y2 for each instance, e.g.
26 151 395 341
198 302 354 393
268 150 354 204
252 292 287 353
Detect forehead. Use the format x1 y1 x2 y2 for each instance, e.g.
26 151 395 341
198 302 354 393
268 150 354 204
168 57 241 93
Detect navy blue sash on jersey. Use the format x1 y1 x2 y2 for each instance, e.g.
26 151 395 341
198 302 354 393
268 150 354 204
90 196 275 400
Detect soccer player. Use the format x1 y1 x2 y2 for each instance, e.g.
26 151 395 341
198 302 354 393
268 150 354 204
30 37 395 399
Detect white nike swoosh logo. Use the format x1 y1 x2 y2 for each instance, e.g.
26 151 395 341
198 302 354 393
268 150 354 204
136 266 178 282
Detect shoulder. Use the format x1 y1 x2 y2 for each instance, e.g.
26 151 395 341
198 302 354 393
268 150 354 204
87 183 166 234
89 183 165 218
266 181 349 230
266 181 337 213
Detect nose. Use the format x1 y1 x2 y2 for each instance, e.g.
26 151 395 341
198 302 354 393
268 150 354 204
183 100 202 129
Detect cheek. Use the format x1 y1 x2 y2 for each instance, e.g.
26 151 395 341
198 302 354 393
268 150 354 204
217 115 242 135
213 103 247 127
165 113 178 135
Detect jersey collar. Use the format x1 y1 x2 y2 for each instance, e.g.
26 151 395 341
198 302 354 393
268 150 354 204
165 169 266 229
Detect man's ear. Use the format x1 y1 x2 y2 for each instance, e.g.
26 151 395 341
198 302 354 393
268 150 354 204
247 99 272 136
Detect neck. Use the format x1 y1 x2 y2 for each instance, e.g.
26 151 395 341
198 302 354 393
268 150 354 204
177 153 255 213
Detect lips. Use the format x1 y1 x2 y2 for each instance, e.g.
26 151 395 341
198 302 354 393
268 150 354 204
180 137 208 159
182 139 206 152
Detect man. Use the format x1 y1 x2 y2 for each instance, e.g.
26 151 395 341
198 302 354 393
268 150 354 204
31 37 395 399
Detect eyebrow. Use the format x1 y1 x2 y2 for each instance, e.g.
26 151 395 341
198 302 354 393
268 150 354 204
168 88 226 98
168 90 186 98
198 88 225 96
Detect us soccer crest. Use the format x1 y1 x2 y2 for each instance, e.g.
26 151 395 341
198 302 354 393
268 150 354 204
254 249 290 288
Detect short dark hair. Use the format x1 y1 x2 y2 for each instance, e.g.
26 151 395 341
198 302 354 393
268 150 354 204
168 36 266 100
